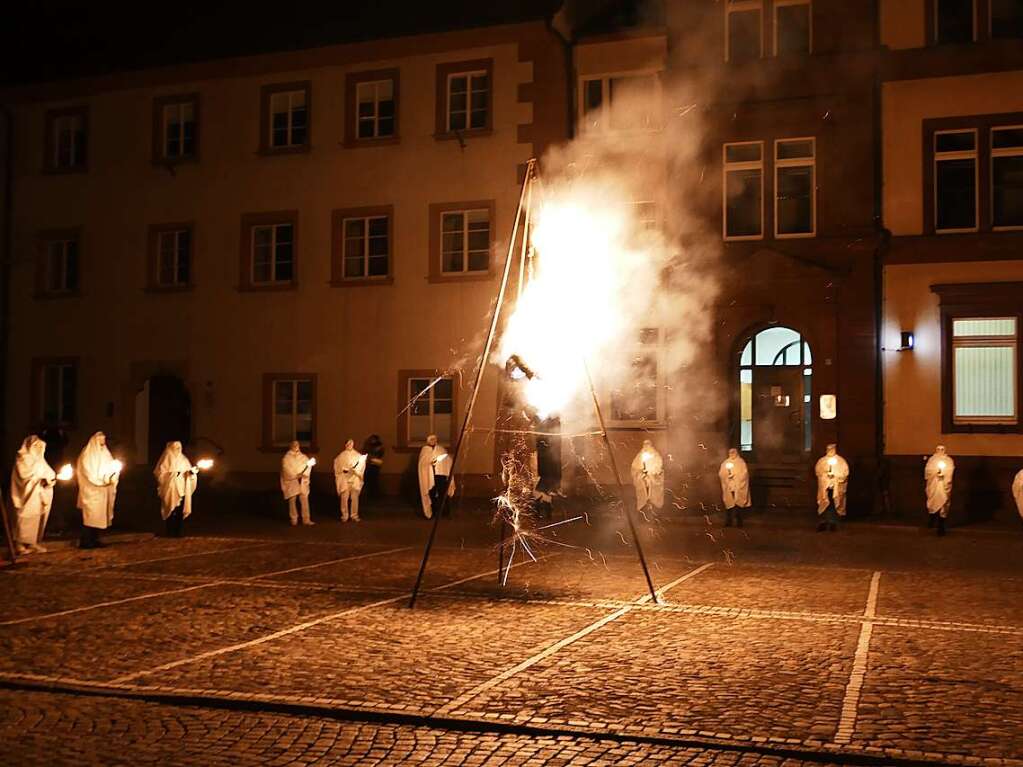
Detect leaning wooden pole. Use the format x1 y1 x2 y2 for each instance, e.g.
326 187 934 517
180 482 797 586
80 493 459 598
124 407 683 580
408 159 536 608
582 361 660 604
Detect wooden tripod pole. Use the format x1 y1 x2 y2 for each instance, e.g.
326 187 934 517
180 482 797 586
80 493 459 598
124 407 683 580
409 159 536 609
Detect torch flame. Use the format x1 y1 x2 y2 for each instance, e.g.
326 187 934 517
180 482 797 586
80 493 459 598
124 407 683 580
109 459 123 475
827 457 837 467
937 460 946 472
196 458 214 471
57 464 73 481
307 457 317 468
725 461 734 471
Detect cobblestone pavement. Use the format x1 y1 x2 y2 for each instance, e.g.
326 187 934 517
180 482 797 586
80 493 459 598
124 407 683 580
1 521 1021 765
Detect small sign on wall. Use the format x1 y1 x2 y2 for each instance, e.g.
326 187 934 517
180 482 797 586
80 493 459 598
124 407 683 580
820 394 837 420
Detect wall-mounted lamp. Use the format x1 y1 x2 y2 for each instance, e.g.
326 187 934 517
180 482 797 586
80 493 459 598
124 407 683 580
899 331 914 351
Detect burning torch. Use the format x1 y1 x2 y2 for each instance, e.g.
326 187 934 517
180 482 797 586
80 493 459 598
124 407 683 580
56 464 74 482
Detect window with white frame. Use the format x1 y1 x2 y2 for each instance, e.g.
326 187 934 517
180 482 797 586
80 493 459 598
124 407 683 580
935 0 975 43
774 0 812 55
161 100 196 160
45 239 78 293
610 328 664 424
726 0 763 62
41 363 77 426
408 376 453 444
775 138 815 237
952 317 1018 425
446 71 488 132
269 89 308 148
990 0 1023 38
356 80 395 139
156 229 191 287
992 125 1023 229
343 215 389 278
579 73 660 132
934 129 978 232
440 209 490 274
49 112 86 169
252 223 294 284
272 378 314 445
723 142 764 239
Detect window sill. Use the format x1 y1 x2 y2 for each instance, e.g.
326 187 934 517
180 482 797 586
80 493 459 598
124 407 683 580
775 232 816 240
947 422 1021 434
258 145 311 156
145 284 194 294
934 227 981 235
151 155 198 167
341 137 401 149
723 234 765 242
330 277 394 288
34 290 81 300
238 282 298 292
428 272 493 284
434 128 493 142
259 444 320 454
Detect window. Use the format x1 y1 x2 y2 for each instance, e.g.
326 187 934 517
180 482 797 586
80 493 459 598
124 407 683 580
154 95 198 162
441 210 489 274
991 0 1023 38
952 318 1018 425
723 142 764 239
157 229 191 287
240 212 298 289
260 82 310 152
343 215 389 279
43 239 79 294
357 81 395 139
775 138 815 237
726 0 763 62
737 327 813 453
37 361 77 427
774 0 812 55
407 376 454 445
935 0 975 42
45 108 87 171
265 376 316 448
992 126 1023 229
610 328 664 425
579 73 660 133
934 130 978 232
435 60 493 137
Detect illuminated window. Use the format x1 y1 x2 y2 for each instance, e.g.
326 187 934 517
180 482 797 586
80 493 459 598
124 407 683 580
726 0 763 62
723 141 764 239
774 0 811 55
934 129 978 232
440 209 490 274
952 318 1018 425
992 126 1023 229
610 328 664 426
738 326 813 453
775 138 816 237
408 376 453 445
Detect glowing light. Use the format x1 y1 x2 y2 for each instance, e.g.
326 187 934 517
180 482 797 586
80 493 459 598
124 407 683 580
108 459 123 475
196 458 214 471
434 453 448 463
827 457 837 466
57 464 73 481
725 461 734 471
937 460 946 472
307 457 317 468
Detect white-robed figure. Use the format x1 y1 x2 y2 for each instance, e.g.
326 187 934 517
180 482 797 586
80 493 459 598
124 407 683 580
281 441 315 526
1013 469 1023 522
719 448 751 527
924 446 955 536
417 434 455 519
76 431 120 549
10 435 57 554
815 443 849 531
333 439 366 522
154 441 196 538
630 440 664 512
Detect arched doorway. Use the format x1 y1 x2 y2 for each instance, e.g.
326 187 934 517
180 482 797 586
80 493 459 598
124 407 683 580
134 375 191 464
738 326 812 464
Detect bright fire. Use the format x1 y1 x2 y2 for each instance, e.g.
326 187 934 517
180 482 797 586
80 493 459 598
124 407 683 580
57 464 73 481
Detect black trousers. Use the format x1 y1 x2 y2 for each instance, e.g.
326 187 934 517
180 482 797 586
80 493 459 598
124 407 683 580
429 475 451 517
79 526 102 549
165 507 185 538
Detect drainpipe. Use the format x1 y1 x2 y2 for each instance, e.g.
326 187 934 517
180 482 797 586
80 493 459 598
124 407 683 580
0 105 14 457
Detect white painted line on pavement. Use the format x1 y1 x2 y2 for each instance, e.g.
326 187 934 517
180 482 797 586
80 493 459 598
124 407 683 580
0 581 227 627
833 570 881 745
92 541 278 571
435 562 715 715
243 546 412 580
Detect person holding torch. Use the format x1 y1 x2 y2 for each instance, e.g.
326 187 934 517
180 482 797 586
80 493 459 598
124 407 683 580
814 443 849 532
76 431 121 549
630 439 664 513
719 448 751 527
924 445 955 537
154 441 211 538
333 439 366 522
281 441 315 526
10 435 58 554
417 434 454 519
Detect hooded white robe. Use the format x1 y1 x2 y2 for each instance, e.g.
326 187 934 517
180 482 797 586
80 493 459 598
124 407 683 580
417 442 455 517
11 436 56 544
154 442 196 520
280 447 313 500
333 448 367 494
1012 469 1023 521
76 432 118 529
924 452 955 516
719 455 751 510
630 444 664 511
815 453 850 516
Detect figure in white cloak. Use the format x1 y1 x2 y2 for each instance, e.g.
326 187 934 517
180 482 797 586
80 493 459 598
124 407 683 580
630 440 664 513
281 441 315 526
1013 468 1023 523
417 434 455 519
154 441 196 538
924 446 954 537
10 435 57 554
815 443 849 532
333 439 366 522
719 448 751 527
76 431 120 549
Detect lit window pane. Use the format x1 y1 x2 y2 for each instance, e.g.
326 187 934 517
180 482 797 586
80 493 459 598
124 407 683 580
953 318 1017 336
954 346 1016 418
755 326 801 365
740 341 752 366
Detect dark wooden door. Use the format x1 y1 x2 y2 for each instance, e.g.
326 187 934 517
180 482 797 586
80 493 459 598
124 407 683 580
148 375 191 460
752 367 804 463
